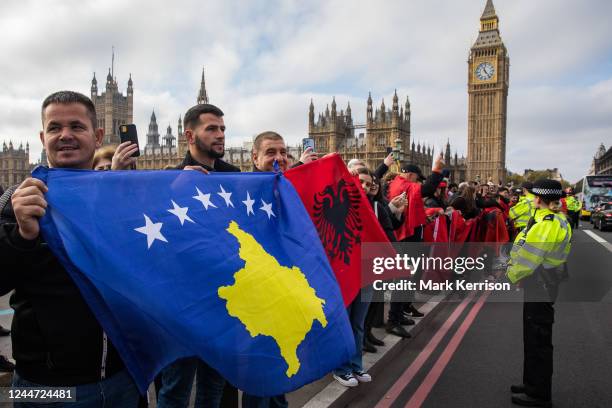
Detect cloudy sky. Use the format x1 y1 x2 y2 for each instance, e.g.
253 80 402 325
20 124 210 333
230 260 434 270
1 0 610 182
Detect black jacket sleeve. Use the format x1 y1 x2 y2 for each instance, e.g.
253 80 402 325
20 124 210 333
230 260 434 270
374 163 389 180
389 210 404 231
420 170 443 196
0 194 42 295
375 201 397 242
449 196 467 213
0 223 41 296
476 195 503 210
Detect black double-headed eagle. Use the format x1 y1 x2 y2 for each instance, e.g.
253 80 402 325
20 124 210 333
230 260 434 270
313 179 363 265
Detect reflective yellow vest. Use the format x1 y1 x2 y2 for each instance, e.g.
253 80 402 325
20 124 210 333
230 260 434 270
509 194 535 229
566 196 582 212
507 208 572 284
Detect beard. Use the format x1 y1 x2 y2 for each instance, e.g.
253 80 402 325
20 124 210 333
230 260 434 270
195 136 224 159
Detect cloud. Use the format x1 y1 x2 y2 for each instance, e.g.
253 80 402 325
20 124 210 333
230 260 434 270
1 0 611 183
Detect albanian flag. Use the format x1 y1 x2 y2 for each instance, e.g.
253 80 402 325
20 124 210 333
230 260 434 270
388 176 426 241
448 210 475 244
473 206 509 257
285 154 392 305
423 208 448 243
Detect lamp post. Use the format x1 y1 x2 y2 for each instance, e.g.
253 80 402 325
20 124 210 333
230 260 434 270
394 137 403 173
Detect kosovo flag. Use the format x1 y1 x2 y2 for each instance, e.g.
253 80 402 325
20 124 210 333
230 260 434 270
32 166 354 396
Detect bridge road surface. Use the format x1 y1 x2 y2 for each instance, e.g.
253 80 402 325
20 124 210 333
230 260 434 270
337 223 612 408
0 223 610 407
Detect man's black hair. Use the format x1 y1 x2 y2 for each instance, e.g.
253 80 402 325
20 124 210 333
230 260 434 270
41 91 97 129
183 104 224 130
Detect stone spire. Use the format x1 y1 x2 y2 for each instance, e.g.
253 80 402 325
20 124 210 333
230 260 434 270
146 110 160 148
127 73 133 93
40 148 47 165
367 92 373 122
478 0 500 34
392 89 399 111
309 99 315 127
481 0 497 20
197 66 209 104
163 124 175 148
331 96 337 118
91 72 98 97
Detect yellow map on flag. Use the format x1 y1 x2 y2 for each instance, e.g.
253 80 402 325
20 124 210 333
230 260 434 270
218 221 328 377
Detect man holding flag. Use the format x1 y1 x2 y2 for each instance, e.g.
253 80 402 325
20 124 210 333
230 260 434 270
385 154 445 337
1 91 355 407
0 91 141 406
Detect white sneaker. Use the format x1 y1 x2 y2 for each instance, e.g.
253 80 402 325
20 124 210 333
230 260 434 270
333 373 358 387
353 370 372 383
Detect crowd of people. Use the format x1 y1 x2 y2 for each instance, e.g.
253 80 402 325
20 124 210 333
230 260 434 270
0 90 573 408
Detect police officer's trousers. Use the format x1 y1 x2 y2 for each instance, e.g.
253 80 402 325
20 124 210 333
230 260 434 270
522 276 555 401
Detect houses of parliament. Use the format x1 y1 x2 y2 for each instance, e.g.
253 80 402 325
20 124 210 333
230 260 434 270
1 0 508 186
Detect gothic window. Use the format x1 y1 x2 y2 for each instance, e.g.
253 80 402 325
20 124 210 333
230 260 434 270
377 135 386 147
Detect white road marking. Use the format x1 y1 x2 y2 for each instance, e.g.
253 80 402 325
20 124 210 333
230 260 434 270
583 230 612 251
582 229 612 303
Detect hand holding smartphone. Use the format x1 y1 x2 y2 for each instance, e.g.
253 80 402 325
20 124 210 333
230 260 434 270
119 124 140 157
302 138 315 152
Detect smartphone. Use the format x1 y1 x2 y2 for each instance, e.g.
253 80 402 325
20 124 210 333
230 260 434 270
302 138 315 151
386 146 393 155
119 124 140 157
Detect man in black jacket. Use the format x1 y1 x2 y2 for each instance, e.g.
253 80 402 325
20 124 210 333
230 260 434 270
155 103 239 408
386 155 445 338
0 91 140 406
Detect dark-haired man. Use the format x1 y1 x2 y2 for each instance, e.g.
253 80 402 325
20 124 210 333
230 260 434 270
0 91 140 406
156 103 239 408
177 103 239 173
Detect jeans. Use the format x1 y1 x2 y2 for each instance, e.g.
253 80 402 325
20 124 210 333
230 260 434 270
194 360 227 408
156 357 197 408
242 394 288 408
13 370 140 408
334 286 373 375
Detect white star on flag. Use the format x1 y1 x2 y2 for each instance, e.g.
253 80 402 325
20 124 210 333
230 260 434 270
167 200 194 225
260 199 275 219
135 214 168 249
217 185 234 208
242 191 255 216
193 187 217 210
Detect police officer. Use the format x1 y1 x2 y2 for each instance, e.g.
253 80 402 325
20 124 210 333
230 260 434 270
564 188 581 230
509 181 536 234
506 179 572 407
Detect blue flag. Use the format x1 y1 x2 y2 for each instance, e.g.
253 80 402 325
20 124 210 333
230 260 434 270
33 166 354 396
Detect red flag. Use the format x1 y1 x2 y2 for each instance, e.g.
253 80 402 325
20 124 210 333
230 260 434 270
388 176 426 241
423 208 448 243
448 210 475 243
285 154 392 305
472 207 509 257
422 210 452 283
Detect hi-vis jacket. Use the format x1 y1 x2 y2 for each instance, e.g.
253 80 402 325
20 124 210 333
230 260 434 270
507 208 572 284
565 195 582 212
509 192 535 229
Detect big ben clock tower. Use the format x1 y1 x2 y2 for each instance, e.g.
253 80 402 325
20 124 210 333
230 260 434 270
467 0 509 183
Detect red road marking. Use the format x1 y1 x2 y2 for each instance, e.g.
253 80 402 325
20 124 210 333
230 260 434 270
404 289 492 408
374 291 478 408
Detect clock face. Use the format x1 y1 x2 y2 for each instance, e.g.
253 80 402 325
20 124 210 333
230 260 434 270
475 62 495 81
